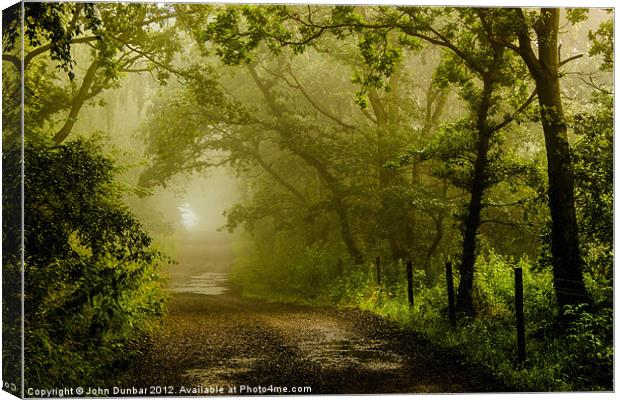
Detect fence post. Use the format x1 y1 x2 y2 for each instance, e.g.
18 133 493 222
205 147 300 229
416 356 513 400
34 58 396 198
445 262 456 327
406 260 414 308
376 256 381 285
514 267 526 365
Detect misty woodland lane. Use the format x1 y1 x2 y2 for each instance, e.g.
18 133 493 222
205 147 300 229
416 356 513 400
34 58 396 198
120 288 508 394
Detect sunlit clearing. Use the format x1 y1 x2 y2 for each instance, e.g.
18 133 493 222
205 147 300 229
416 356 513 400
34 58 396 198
178 204 199 229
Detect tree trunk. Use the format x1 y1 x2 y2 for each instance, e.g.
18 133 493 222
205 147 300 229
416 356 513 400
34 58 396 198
514 8 590 311
455 66 499 316
456 129 491 316
537 76 590 310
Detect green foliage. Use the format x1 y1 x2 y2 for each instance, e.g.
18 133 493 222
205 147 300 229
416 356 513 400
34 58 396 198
423 120 476 189
560 305 613 389
4 2 101 79
353 28 403 101
195 5 297 65
565 8 589 24
231 233 344 302
3 139 167 387
2 143 23 388
23 62 73 138
588 18 613 71
572 93 613 281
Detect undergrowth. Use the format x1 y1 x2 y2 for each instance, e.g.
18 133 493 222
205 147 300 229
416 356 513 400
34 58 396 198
232 247 613 391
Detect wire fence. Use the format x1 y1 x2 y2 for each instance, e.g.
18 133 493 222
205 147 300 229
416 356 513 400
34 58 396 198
333 255 594 367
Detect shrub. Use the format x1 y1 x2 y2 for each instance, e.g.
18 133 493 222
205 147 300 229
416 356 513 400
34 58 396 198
560 305 613 390
3 139 167 388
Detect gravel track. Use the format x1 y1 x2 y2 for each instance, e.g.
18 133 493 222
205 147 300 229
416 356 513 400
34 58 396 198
119 287 509 394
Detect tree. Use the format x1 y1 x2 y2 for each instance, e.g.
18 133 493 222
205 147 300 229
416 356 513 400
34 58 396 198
485 8 592 312
2 2 181 145
193 5 544 314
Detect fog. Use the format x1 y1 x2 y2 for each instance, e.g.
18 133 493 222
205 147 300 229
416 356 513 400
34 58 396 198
71 72 241 284
58 5 612 292
171 170 240 279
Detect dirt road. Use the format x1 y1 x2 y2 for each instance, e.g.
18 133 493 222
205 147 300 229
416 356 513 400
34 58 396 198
120 283 508 394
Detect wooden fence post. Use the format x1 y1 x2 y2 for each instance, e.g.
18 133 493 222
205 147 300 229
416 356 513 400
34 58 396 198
514 267 526 364
445 262 456 327
406 260 414 308
376 256 381 285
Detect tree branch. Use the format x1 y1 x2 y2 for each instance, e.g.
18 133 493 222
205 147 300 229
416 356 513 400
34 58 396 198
253 153 307 203
489 88 538 133
559 53 583 67
23 36 99 69
53 60 100 144
2 54 20 69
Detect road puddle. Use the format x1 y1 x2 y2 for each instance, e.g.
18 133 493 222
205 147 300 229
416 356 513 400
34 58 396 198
169 272 229 295
303 337 404 371
266 315 404 373
182 357 258 386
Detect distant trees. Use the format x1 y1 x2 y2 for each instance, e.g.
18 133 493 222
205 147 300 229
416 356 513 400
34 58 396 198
174 5 610 317
2 2 180 145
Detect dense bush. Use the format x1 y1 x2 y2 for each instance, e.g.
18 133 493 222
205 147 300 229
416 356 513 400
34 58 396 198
560 305 613 389
3 139 167 388
572 93 613 285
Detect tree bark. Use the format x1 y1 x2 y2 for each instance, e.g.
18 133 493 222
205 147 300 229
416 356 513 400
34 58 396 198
456 129 491 315
455 61 498 315
53 60 99 144
513 8 590 311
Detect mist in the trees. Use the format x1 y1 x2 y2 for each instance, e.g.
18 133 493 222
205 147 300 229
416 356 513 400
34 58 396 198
1 2 613 394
